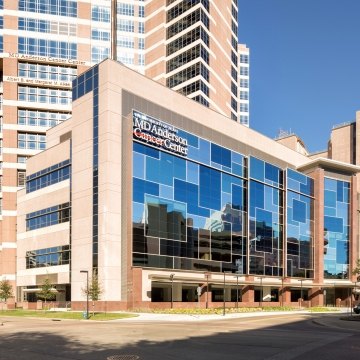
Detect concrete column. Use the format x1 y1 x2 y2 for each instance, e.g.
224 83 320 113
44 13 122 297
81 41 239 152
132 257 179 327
173 283 182 302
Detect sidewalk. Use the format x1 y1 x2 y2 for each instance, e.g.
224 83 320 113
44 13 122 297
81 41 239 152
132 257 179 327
121 309 360 331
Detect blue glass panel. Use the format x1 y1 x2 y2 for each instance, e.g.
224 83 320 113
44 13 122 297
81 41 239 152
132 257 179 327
336 241 348 264
188 139 210 164
250 157 264 182
133 152 144 179
273 189 279 206
324 216 343 233
232 163 243 176
133 202 144 222
133 142 159 159
300 182 313 196
173 155 186 180
160 185 173 200
222 173 232 193
324 190 336 208
324 206 336 216
232 151 243 165
343 183 350 203
324 178 337 191
337 202 348 219
199 166 221 210
187 161 199 184
177 129 198 147
250 181 264 217
211 162 221 170
222 192 231 208
293 199 306 223
231 184 243 210
211 143 231 168
265 162 279 184
255 208 272 233
337 181 343 202
146 156 160 183
133 178 159 203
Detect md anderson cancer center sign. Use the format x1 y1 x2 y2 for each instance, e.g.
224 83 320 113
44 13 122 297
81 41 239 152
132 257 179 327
133 111 188 156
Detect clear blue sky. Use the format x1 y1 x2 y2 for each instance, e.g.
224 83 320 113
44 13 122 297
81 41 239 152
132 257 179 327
238 0 360 153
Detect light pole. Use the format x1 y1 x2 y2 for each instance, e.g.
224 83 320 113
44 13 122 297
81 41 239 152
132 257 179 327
281 277 284 307
80 270 89 319
299 279 304 308
223 271 226 316
170 273 175 309
260 277 263 308
205 273 209 309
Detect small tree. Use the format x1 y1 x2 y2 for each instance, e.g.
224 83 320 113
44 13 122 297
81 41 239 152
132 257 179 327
352 259 360 301
352 259 360 279
0 280 13 308
37 278 56 310
82 271 103 316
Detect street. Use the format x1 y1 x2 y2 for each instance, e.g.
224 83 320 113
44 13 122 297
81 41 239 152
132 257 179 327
0 313 359 360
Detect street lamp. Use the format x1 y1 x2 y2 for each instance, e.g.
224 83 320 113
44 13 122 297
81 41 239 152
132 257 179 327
223 271 226 316
205 273 210 309
170 273 175 309
260 277 263 308
80 270 89 319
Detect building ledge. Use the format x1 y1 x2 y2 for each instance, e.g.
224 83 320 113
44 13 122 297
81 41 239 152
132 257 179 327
297 157 360 174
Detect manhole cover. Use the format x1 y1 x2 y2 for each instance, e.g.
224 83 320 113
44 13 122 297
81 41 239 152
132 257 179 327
107 356 140 360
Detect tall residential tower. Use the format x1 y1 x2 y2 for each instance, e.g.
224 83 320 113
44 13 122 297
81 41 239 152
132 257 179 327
0 0 246 290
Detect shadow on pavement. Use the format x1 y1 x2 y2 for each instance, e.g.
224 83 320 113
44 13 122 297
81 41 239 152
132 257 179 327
0 314 359 360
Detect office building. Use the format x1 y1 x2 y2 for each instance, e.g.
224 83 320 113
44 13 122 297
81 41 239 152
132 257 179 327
16 60 359 309
0 0 246 289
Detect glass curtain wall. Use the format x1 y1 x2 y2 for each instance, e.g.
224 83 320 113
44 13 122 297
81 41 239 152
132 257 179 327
324 177 350 279
248 157 283 276
286 169 314 278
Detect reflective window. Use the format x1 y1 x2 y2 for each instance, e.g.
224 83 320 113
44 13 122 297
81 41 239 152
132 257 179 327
18 37 77 59
26 203 70 231
19 0 77 17
18 110 70 128
26 160 70 193
286 169 314 278
18 62 77 83
133 116 247 273
18 86 72 106
26 245 70 269
92 5 110 22
324 177 350 279
18 133 46 150
18 17 76 36
167 8 209 39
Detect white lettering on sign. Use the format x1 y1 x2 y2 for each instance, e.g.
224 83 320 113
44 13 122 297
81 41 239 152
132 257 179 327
133 111 188 156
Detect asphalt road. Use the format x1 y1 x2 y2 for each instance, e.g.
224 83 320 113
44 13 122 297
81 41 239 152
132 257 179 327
0 313 359 360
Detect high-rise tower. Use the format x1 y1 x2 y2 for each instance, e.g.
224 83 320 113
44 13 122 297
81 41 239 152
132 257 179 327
0 0 246 293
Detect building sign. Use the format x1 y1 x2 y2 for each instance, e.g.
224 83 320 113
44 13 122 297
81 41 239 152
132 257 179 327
133 111 188 156
5 53 89 66
4 76 71 88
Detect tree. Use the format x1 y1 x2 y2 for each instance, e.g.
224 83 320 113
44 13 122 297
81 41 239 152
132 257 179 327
352 259 360 279
352 259 360 301
37 278 56 310
0 280 13 307
82 271 103 316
